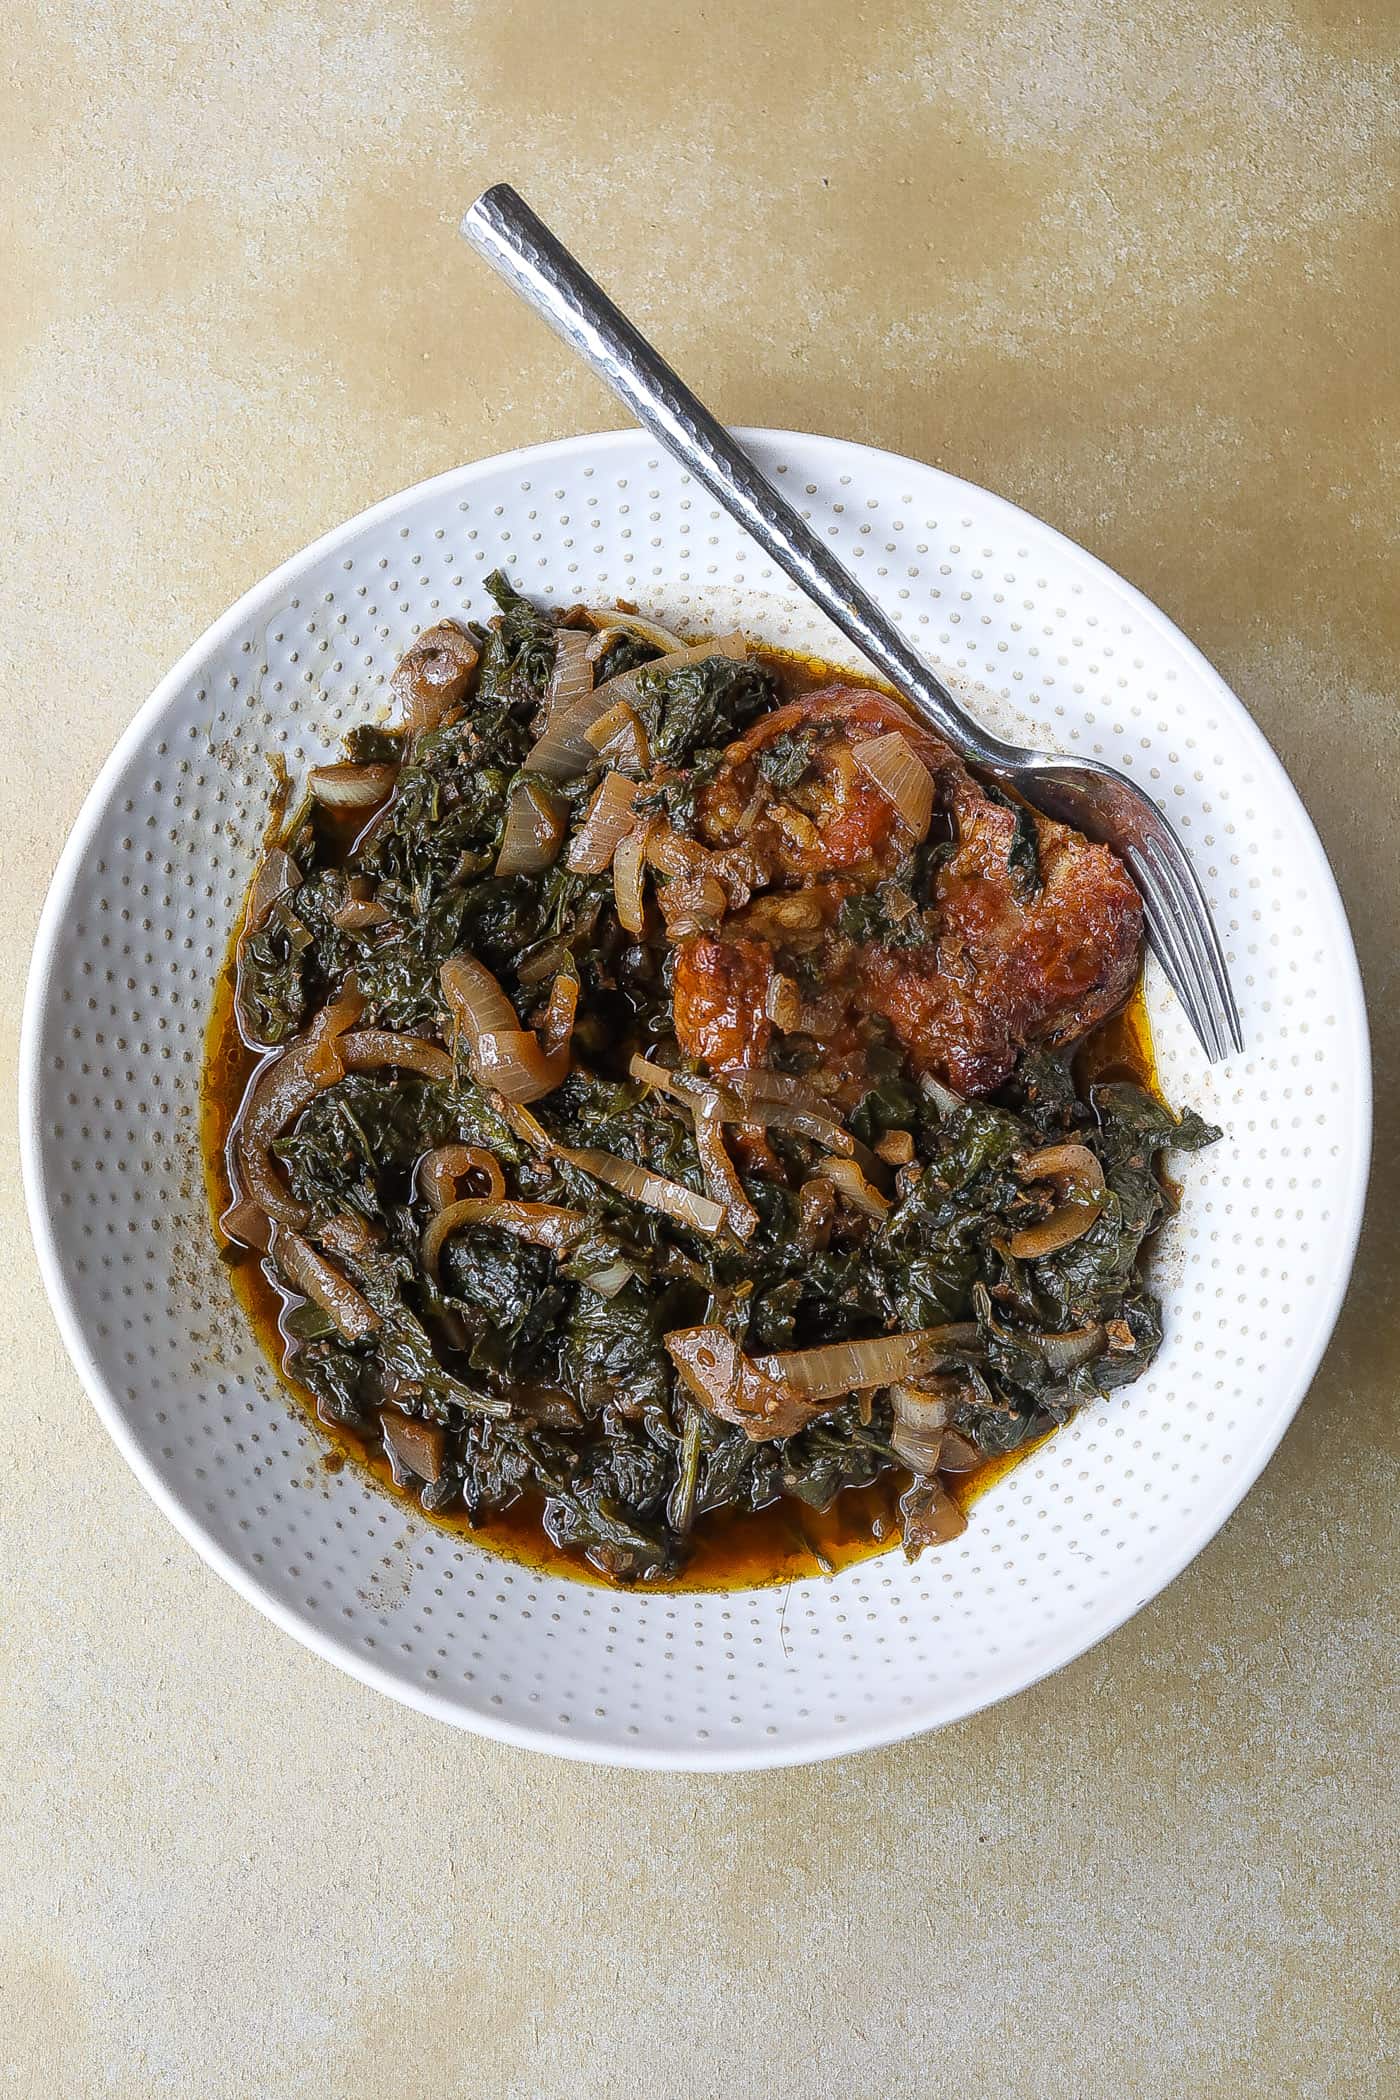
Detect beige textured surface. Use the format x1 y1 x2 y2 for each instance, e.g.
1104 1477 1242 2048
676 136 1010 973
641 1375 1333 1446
2 3 1396 2094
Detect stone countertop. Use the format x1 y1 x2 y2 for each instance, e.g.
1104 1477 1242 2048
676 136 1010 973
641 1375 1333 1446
1 3 1394 2095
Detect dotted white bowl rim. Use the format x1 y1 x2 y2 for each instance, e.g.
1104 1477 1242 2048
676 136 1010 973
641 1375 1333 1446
20 430 1371 1770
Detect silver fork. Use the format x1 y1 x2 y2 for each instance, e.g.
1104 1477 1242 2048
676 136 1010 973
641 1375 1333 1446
459 184 1244 1062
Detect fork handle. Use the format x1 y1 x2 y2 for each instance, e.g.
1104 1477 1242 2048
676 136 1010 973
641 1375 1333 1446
459 185 1023 771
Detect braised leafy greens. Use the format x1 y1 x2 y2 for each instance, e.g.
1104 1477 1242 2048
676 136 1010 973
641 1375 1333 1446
217 580 1219 1583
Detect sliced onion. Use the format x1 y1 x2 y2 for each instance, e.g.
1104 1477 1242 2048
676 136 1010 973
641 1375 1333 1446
631 1055 723 1107
889 1381 953 1433
232 1044 324 1227
492 1096 553 1154
664 1328 786 1434
1008 1141 1108 1254
307 761 398 810
516 938 570 986
537 972 579 1060
889 1379 956 1472
328 878 388 933
584 608 686 655
473 1028 569 1103
577 1257 640 1301
628 1056 744 1124
303 979 364 1083
423 1197 587 1282
317 1209 378 1259
380 1410 446 1485
443 965 576 1105
583 699 651 772
1006 1203 1104 1259
874 1129 915 1166
755 1328 967 1399
523 626 619 781
567 771 642 874
1038 1322 1107 1373
665 1323 970 1442
522 697 609 783
543 627 595 726
627 1050 685 1095
270 1224 380 1342
937 1429 982 1474
553 1143 725 1236
716 1067 831 1112
693 1099 759 1242
631 1058 879 1179
390 622 479 732
920 1072 965 1118
440 951 518 1037
764 1102 861 1156
330 895 392 931
218 1193 272 1251
891 1423 946 1474
1018 1143 1106 1197
340 1030 453 1085
899 1475 968 1555
851 731 934 840
496 780 567 877
513 1383 586 1429
630 1057 760 1238
613 818 654 935
416 1144 506 1211
820 1155 891 1218
243 846 300 938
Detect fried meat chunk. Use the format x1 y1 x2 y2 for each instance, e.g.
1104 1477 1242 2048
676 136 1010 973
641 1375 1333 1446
671 687 1142 1095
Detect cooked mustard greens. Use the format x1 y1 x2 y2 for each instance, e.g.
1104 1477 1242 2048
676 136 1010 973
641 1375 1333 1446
223 572 1219 1583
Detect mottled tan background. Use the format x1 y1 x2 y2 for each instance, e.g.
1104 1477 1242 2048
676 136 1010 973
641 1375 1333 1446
2 2 1395 2095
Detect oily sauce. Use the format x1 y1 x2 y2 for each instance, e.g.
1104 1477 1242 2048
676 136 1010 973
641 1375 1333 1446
201 646 1160 1592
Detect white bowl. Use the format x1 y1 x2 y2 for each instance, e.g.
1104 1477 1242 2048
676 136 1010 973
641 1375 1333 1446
20 430 1370 1769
